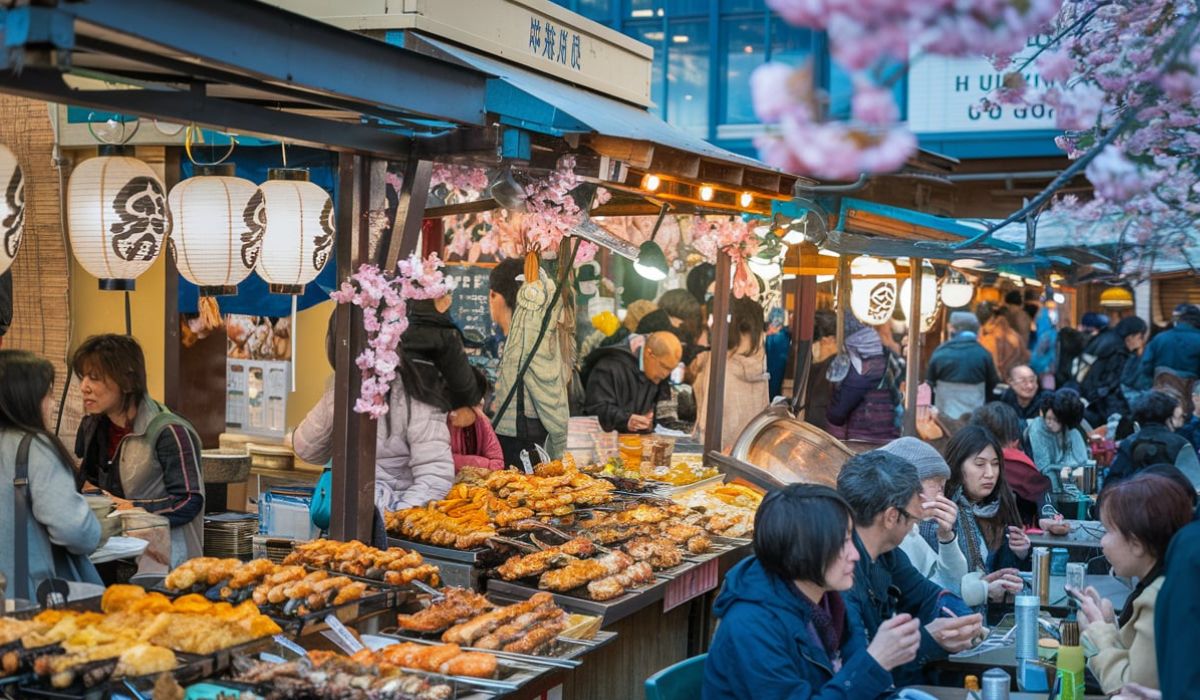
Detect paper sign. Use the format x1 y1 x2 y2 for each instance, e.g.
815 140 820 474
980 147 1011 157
321 615 364 654
663 559 718 612
273 634 308 659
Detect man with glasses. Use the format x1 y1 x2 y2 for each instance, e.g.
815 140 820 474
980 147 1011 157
998 364 1050 426
837 450 985 686
582 330 682 433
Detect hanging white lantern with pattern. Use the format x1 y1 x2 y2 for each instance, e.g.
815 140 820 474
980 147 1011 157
0 144 24 275
254 168 334 295
900 259 942 333
849 255 897 326
67 147 169 290
940 268 975 308
167 164 261 296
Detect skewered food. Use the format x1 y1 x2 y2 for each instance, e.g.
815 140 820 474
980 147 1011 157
442 592 564 647
395 588 494 633
587 561 655 601
161 557 377 615
494 538 597 580
539 551 633 592
163 557 242 590
366 643 499 678
284 539 441 587
233 655 453 700
624 537 683 570
504 620 567 654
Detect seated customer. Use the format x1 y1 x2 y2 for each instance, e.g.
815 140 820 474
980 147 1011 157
449 368 504 472
1108 390 1200 489
1025 388 1089 487
876 438 969 604
943 425 1030 615
582 331 682 433
703 484 914 700
1072 473 1194 694
971 402 1052 525
836 451 984 686
997 364 1049 426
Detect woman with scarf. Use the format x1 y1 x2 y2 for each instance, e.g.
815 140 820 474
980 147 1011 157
826 317 900 444
703 484 916 700
1070 472 1193 695
943 425 1031 616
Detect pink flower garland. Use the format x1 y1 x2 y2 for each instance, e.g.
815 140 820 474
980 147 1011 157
523 155 611 259
396 252 456 300
691 217 761 298
430 163 489 194
330 264 409 419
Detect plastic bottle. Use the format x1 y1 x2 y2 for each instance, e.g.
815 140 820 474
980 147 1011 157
1056 617 1086 700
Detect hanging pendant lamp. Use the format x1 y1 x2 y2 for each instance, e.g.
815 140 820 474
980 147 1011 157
254 168 334 295
0 144 24 275
849 255 897 326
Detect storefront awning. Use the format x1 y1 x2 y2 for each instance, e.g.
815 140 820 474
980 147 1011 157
391 32 801 204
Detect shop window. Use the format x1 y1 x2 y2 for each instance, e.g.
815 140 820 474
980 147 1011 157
577 0 614 22
722 18 768 125
666 19 710 137
721 0 765 11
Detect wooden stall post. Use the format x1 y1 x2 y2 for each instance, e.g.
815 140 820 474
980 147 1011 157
834 254 849 348
902 257 923 437
789 270 817 417
703 252 732 456
331 153 378 542
383 159 433 271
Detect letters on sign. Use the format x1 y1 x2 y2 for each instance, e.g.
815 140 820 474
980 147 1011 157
529 15 582 71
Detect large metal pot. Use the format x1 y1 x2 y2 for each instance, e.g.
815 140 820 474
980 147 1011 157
727 404 853 488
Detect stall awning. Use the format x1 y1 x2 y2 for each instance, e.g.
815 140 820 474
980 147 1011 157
391 31 801 204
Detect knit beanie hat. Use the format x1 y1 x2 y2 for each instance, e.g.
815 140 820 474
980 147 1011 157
878 437 951 481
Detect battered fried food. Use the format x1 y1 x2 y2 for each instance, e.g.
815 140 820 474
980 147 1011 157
442 592 556 646
283 539 440 586
538 551 633 592
396 588 494 633
586 561 655 601
495 538 597 580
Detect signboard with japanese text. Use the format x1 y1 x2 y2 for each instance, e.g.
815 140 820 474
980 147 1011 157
266 0 654 107
907 35 1058 134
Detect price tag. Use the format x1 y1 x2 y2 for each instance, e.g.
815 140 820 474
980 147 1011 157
519 450 535 474
321 615 365 655
273 634 308 659
662 559 718 612
533 444 551 465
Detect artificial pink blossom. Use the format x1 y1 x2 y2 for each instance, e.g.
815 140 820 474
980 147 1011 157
396 252 456 300
574 239 599 265
1085 145 1148 203
1037 49 1074 83
329 264 409 419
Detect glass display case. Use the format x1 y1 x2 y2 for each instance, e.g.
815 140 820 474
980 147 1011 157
720 405 853 488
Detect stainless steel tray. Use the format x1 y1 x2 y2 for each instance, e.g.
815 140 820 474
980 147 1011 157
376 628 617 667
388 538 495 565
359 634 555 694
485 577 669 625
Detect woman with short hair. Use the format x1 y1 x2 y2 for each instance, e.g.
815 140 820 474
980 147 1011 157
1107 390 1200 488
1 350 103 598
73 334 205 567
703 483 919 699
1025 388 1090 486
1071 473 1194 694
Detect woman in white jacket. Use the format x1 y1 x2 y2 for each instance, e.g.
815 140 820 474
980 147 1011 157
293 315 454 515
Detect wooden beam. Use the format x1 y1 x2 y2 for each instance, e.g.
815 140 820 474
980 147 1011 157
704 252 732 457
330 153 378 543
903 256 924 437
162 147 182 412
383 159 433 271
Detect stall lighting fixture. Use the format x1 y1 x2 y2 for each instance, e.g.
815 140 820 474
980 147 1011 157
739 191 754 208
699 185 714 201
1053 292 1066 304
818 249 840 258
634 204 670 281
641 174 661 192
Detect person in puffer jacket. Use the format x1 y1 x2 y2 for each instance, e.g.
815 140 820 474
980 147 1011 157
827 317 899 444
293 312 453 512
928 312 1001 420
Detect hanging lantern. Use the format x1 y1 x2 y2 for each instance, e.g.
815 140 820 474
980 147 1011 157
255 168 334 295
900 260 941 333
67 147 169 290
940 268 975 308
0 144 24 276
849 255 896 326
167 164 261 296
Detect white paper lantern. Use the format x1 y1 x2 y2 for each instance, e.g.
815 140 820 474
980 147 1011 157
941 269 975 308
167 164 261 296
0 144 24 275
67 149 169 290
849 255 896 326
901 260 942 333
255 168 334 295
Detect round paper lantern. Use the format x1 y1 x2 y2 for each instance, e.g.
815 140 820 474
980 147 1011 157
255 168 334 295
849 255 897 326
167 164 261 296
940 269 975 308
0 144 24 275
67 148 169 290
900 260 941 332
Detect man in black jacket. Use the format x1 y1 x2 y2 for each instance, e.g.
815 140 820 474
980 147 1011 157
997 364 1050 426
1080 316 1146 427
927 311 1000 419
582 331 681 433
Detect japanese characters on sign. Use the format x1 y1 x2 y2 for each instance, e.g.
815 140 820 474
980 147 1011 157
529 14 583 71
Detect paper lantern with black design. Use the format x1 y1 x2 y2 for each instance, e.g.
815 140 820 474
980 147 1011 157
254 168 334 295
0 144 24 275
167 164 261 296
67 149 169 290
849 255 897 326
900 259 942 333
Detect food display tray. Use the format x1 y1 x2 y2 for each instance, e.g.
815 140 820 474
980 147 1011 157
269 588 396 638
16 649 212 700
378 628 616 668
386 539 495 565
642 473 726 497
359 633 556 693
484 577 669 626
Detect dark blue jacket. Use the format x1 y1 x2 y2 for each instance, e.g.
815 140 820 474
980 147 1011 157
927 336 1000 394
996 387 1050 424
703 557 894 700
1136 322 1200 388
1155 503 1200 698
842 533 972 687
1178 415 1200 452
766 327 792 399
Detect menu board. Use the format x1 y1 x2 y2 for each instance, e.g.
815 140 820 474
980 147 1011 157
446 263 496 341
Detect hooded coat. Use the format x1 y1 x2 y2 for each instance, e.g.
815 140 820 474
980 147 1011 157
693 346 770 450
702 556 894 700
582 335 668 433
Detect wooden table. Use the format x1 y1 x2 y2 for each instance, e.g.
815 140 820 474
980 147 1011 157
1028 520 1105 553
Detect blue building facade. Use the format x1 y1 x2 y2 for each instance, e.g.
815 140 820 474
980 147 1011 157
551 0 1060 160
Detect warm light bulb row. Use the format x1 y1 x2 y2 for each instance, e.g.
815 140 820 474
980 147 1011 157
65 152 334 295
640 173 757 211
